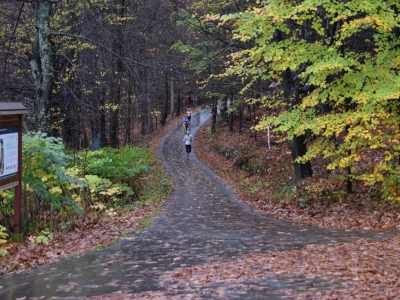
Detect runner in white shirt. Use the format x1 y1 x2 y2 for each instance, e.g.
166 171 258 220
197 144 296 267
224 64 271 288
182 130 194 160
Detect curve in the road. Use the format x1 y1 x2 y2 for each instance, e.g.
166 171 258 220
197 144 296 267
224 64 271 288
0 110 397 299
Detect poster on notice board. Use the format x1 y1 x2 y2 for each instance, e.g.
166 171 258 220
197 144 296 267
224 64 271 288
0 127 18 179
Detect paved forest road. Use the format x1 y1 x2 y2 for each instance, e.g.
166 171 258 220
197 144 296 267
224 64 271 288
0 111 397 299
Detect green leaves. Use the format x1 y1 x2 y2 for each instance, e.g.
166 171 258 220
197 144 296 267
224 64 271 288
34 228 53 245
81 146 151 183
0 132 169 238
22 132 80 212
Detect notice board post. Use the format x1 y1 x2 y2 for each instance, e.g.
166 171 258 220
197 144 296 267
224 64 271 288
0 103 28 241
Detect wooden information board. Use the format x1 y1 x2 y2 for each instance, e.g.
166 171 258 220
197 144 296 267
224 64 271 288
0 103 28 235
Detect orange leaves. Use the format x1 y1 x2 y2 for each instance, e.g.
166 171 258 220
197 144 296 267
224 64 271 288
157 236 400 299
154 237 400 299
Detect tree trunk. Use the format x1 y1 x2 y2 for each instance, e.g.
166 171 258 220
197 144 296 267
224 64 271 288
125 82 133 145
229 109 234 133
176 82 181 116
346 165 353 194
291 134 313 182
160 71 169 126
109 80 120 148
252 104 257 141
238 103 243 133
99 94 108 148
281 67 312 182
211 96 217 134
170 77 175 116
140 71 153 135
31 0 54 133
345 125 353 194
146 73 153 134
220 96 228 120
108 0 126 148
229 97 234 133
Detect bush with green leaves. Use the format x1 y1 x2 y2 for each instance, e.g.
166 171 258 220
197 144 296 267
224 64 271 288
0 132 79 234
20 132 83 232
78 174 134 207
75 146 155 201
0 133 171 239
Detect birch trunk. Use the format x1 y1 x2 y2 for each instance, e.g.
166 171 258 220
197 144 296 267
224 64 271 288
30 0 54 133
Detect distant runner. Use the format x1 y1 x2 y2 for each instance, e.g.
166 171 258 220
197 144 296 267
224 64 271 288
183 118 189 133
183 130 194 160
187 109 192 122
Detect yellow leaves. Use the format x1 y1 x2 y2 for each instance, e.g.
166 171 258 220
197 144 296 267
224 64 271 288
211 0 400 201
99 187 120 196
361 173 384 186
72 194 81 203
337 155 354 170
49 186 62 195
100 103 120 111
361 131 373 141
90 203 106 211
34 172 47 180
384 151 395 162
0 226 8 245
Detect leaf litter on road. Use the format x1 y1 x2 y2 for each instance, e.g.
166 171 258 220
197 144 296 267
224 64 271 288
2 110 400 299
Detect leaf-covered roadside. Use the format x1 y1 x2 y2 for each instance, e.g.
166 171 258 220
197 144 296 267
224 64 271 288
0 205 159 275
194 119 400 231
155 236 400 299
99 235 400 299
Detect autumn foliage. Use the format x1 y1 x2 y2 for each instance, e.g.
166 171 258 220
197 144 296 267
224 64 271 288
210 0 400 203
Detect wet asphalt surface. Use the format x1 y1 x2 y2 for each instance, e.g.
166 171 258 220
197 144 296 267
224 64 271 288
0 110 398 299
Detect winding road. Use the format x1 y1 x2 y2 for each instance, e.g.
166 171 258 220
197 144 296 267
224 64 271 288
0 110 396 299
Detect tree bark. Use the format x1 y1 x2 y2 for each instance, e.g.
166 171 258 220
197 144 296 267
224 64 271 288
228 98 234 133
145 73 153 134
160 71 169 126
291 135 313 182
211 96 217 134
99 93 108 148
238 103 243 133
109 80 120 148
176 82 181 116
220 97 227 120
170 77 175 116
281 67 313 182
31 0 55 133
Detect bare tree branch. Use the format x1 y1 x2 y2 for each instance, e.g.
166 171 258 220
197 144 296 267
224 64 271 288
3 2 24 83
51 31 170 71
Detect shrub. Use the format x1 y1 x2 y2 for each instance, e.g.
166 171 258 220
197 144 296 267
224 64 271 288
0 133 171 237
19 132 83 232
76 146 155 202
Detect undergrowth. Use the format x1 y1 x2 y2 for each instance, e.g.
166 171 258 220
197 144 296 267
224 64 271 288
0 132 172 256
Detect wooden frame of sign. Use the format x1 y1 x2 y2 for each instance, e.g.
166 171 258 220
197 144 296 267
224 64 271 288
0 103 28 237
